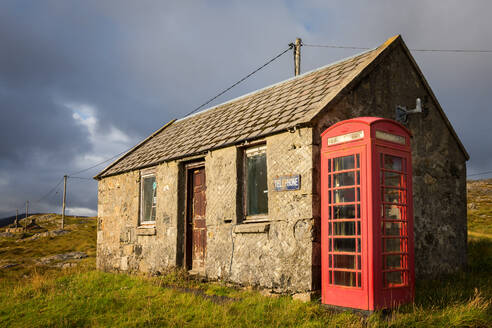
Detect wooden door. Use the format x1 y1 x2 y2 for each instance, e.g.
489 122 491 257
186 167 207 272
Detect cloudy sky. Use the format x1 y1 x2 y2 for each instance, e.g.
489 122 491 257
1 0 491 218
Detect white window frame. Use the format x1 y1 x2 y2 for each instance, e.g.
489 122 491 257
243 144 269 223
140 172 157 226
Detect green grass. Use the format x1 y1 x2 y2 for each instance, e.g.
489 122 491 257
0 194 491 327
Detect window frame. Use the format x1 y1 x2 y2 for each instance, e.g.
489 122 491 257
242 143 269 223
139 170 157 226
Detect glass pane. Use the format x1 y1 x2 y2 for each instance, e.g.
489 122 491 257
334 188 355 203
142 176 156 222
357 255 361 269
357 272 361 287
333 155 355 171
356 154 360 168
334 271 356 287
383 238 403 252
382 172 403 187
333 172 355 187
385 271 404 286
383 155 403 171
333 205 356 219
334 255 356 269
383 188 405 203
382 205 403 220
385 255 404 269
334 238 356 252
356 171 360 185
333 222 356 235
247 152 268 215
382 221 403 236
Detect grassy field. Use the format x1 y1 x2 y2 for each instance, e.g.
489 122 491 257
0 180 491 327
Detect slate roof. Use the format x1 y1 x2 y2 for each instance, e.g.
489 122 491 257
95 35 468 179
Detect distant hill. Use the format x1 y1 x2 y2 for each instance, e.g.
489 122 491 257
0 213 39 228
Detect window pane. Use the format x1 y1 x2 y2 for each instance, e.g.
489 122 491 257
382 205 403 220
385 255 405 269
333 155 355 171
383 238 403 252
333 205 356 219
334 271 356 287
333 222 356 236
334 188 355 203
334 238 356 252
334 255 356 269
382 221 404 236
142 176 156 222
384 271 404 286
382 188 405 203
333 172 355 187
247 152 268 215
383 155 403 171
382 172 403 187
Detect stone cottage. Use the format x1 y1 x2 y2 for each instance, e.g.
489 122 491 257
94 35 468 295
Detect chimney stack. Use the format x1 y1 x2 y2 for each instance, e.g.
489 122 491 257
294 38 301 76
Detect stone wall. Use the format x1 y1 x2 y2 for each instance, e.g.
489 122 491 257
97 128 317 293
312 44 468 276
97 162 180 273
204 128 316 292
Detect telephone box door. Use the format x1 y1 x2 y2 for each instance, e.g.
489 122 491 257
321 147 369 310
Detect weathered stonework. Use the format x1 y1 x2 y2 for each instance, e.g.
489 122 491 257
97 39 467 293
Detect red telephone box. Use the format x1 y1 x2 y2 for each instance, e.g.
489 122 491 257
320 117 415 311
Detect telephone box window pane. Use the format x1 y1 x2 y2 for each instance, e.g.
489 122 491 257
334 238 356 252
382 221 403 236
382 205 403 220
334 254 356 269
333 205 356 219
383 172 404 187
246 151 268 215
357 272 361 287
383 238 403 252
333 155 355 171
383 155 403 171
333 222 356 235
385 271 404 286
334 271 356 287
383 188 405 203
334 188 355 203
356 154 360 168
334 172 355 187
385 255 405 269
142 176 157 223
357 255 361 269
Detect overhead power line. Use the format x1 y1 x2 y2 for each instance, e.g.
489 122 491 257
302 43 492 53
183 44 294 118
64 44 296 179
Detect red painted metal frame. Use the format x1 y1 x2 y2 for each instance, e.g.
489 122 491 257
321 117 414 311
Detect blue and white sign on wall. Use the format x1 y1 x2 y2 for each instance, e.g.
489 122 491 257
273 175 301 191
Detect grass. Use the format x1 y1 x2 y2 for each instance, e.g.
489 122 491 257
0 183 491 327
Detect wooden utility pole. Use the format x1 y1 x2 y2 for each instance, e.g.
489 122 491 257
294 38 302 76
61 175 67 230
25 201 29 229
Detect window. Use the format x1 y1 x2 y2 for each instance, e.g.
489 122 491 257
140 174 157 224
244 145 268 219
